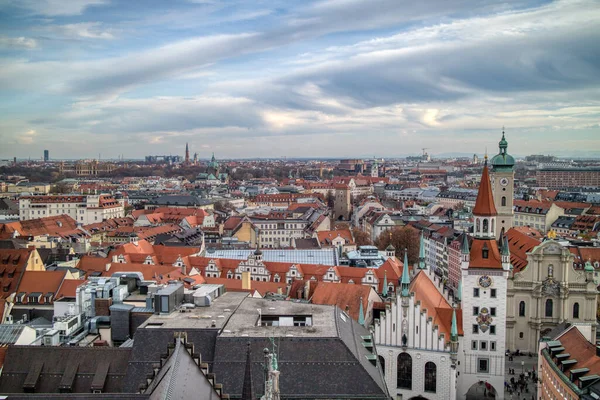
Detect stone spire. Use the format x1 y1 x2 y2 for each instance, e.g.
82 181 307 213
401 249 410 297
358 297 365 325
241 342 254 400
418 231 426 269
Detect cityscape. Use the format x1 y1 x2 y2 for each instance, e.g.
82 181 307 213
1 1 600 400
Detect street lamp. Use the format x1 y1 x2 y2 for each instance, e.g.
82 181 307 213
521 360 525 374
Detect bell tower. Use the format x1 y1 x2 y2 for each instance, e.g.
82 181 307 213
490 129 515 237
457 158 508 400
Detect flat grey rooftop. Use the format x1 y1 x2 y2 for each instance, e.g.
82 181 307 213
203 248 338 265
220 297 339 338
139 291 248 330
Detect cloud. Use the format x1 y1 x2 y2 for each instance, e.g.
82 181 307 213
41 22 117 40
9 0 109 16
0 35 38 49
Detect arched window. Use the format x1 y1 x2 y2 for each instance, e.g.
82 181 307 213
424 362 437 393
545 299 553 317
573 302 580 319
397 353 412 389
519 301 526 317
491 218 495 234
476 219 480 233
483 219 489 233
501 196 507 207
378 356 385 377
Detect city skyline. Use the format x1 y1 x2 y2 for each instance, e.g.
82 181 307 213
1 0 600 158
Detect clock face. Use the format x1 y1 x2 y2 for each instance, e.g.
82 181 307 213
479 275 492 288
500 178 509 187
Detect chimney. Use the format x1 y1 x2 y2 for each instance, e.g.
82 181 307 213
304 280 311 300
112 255 118 263
242 271 251 290
105 263 111 272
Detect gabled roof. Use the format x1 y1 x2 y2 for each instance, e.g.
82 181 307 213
0 248 35 299
472 163 497 217
316 229 354 246
410 271 464 338
15 270 66 304
310 282 376 322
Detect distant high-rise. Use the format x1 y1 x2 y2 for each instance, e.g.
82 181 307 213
44 150 49 162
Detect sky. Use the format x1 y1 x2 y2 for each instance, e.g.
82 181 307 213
0 0 599 160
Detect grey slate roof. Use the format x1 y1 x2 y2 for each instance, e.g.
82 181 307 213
0 346 132 394
204 248 338 266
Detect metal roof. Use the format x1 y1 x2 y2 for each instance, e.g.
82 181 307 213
204 248 339 266
0 325 27 344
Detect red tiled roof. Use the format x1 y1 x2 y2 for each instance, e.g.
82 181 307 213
56 279 84 300
410 271 464 338
473 163 497 216
0 215 78 239
15 270 66 304
0 248 35 299
469 239 502 269
554 326 600 386
310 282 374 322
316 229 354 246
506 228 541 272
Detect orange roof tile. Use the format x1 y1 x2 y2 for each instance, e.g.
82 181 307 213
56 279 84 300
473 163 497 217
316 229 355 245
15 270 66 304
469 239 502 269
410 271 463 337
554 327 600 385
506 228 541 272
310 282 374 322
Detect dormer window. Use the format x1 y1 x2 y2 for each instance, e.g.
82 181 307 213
482 244 489 259
15 292 25 303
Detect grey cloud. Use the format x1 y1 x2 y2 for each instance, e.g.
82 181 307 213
0 35 38 49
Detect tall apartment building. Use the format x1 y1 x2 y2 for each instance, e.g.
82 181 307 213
537 167 600 189
19 194 124 224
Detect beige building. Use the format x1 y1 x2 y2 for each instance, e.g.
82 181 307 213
513 200 565 233
506 240 597 353
6 182 51 194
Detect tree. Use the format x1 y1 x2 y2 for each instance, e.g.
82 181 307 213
351 228 372 246
325 190 335 208
375 226 420 264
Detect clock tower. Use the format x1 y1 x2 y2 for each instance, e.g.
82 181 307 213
490 130 515 238
457 158 510 400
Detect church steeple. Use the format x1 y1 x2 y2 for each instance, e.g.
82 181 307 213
473 158 498 239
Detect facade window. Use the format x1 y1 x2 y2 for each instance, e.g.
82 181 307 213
519 301 526 317
378 356 385 376
490 341 496 351
573 302 580 319
473 288 480 297
480 341 487 350
501 196 507 206
473 306 479 316
472 340 478 350
473 324 479 334
424 362 437 393
519 332 524 339
545 299 553 317
483 219 489 233
491 289 497 298
478 358 489 373
490 307 496 317
490 325 496 335
396 353 412 389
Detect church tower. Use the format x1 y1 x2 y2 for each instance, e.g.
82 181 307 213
371 158 379 178
457 158 509 400
490 130 515 237
185 143 190 165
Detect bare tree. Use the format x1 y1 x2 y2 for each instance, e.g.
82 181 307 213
376 226 420 264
